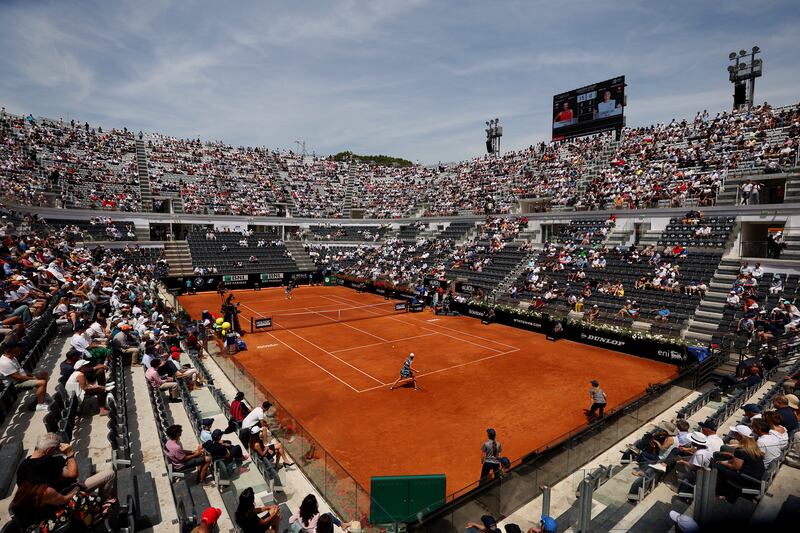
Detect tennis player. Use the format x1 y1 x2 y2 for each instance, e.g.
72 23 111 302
390 352 421 391
285 280 294 300
217 279 227 299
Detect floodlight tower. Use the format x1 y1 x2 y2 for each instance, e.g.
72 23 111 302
727 46 762 110
485 118 503 154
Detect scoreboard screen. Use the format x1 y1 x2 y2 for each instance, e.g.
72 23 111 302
552 76 625 140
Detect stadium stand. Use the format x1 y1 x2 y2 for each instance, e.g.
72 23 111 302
186 230 298 275
0 98 798 532
4 103 797 217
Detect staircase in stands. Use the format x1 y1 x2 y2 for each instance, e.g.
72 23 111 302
164 241 194 276
491 247 539 299
342 163 356 218
780 226 800 260
783 171 800 204
135 138 154 212
605 224 635 248
269 153 296 217
284 241 316 271
684 258 740 342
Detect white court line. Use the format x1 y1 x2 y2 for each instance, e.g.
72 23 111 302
355 347 521 393
279 328 387 386
241 303 265 318
330 332 438 353
322 293 508 354
323 293 520 351
261 331 360 393
300 306 389 343
243 301 386 387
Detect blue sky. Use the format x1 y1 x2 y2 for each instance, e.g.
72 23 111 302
0 0 797 163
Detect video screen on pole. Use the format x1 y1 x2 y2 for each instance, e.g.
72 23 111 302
552 76 625 140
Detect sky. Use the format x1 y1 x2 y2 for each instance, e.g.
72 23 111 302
0 0 798 164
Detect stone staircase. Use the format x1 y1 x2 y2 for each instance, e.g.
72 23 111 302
491 249 538 298
684 258 739 342
164 241 194 276
784 172 800 203
780 226 800 260
284 240 316 271
605 227 635 247
269 154 296 217
343 164 356 218
171 196 184 214
134 225 151 241
636 228 662 247
135 139 153 212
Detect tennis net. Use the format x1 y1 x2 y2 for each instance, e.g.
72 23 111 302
248 300 408 332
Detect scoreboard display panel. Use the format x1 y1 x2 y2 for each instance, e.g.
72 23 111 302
552 76 625 140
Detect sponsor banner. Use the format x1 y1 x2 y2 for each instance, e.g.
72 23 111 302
223 274 249 285
394 302 408 312
424 277 449 290
254 317 273 329
448 301 688 366
456 282 476 294
162 271 314 292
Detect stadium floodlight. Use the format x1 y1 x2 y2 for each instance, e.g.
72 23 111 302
485 117 503 154
728 46 763 110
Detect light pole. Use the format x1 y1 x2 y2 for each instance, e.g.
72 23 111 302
727 46 762 110
294 140 307 158
485 118 503 154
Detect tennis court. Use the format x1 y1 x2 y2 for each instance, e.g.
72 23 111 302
178 286 678 494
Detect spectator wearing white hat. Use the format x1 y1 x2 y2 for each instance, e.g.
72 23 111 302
674 431 712 486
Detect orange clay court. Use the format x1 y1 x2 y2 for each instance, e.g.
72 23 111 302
178 285 678 494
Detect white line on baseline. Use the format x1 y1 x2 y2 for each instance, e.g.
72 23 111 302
356 348 521 393
242 301 385 387
330 332 438 353
323 293 520 351
322 293 509 353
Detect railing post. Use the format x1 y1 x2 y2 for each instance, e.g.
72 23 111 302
541 485 551 518
577 478 593 532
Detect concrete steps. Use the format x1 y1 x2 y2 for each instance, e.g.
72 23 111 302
135 139 153 212
164 240 194 276
685 259 739 341
636 229 662 246
343 164 356 218
269 154 296 217
284 241 315 271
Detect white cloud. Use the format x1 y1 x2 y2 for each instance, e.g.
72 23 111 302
0 0 797 163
